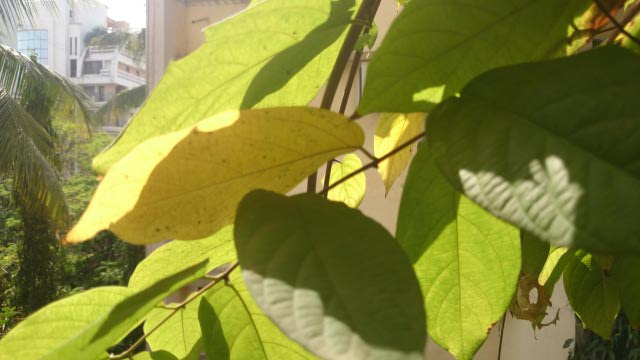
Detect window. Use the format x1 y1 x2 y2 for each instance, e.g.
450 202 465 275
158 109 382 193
74 37 78 55
69 37 73 55
83 61 103 75
70 59 77 77
17 30 49 65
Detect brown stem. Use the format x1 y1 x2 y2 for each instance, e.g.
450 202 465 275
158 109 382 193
109 262 240 360
592 0 640 46
307 0 382 193
320 131 425 196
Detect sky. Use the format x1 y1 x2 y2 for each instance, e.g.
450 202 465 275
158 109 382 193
99 0 147 29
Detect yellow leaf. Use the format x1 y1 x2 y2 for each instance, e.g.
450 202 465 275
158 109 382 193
65 108 364 245
323 153 366 208
374 113 424 194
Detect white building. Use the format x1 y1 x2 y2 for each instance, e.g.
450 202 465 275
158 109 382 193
4 0 145 109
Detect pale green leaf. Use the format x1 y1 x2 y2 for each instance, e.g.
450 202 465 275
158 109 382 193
67 108 364 245
564 252 620 338
397 144 520 360
620 13 640 54
145 301 202 360
324 153 366 208
610 256 640 327
427 46 640 254
129 226 236 290
0 260 207 360
235 191 426 360
374 113 424 194
359 0 590 113
93 0 362 174
0 287 133 360
198 272 315 360
538 247 574 295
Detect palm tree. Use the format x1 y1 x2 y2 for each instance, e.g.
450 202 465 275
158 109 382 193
0 0 93 312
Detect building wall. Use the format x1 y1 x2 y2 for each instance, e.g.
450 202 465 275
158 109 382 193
146 1 575 359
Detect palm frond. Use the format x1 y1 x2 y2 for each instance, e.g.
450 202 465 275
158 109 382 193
0 0 59 34
96 85 146 124
0 45 94 128
0 88 68 227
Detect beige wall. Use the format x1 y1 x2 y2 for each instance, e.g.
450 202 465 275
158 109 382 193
146 1 575 358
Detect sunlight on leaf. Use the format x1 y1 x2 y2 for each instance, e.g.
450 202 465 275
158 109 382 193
323 153 366 208
66 108 364 245
374 113 424 194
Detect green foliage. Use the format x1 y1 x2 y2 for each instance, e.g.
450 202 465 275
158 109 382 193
92 0 363 174
426 46 640 255
198 271 314 359
3 1 640 359
235 191 426 360
397 144 520 359
358 0 590 113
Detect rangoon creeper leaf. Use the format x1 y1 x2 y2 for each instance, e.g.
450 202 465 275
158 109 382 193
610 256 640 327
129 226 236 290
359 0 590 113
374 113 424 194
235 191 426 360
521 232 550 276
93 0 362 174
66 108 364 245
397 144 520 360
538 247 574 295
0 261 208 360
564 252 620 338
427 46 640 254
323 153 366 208
198 271 315 359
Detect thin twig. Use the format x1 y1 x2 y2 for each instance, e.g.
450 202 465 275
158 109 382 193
307 0 382 193
607 0 640 43
320 131 425 196
498 315 507 360
592 0 640 46
109 262 240 360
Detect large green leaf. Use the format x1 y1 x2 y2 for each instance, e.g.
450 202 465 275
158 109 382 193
93 0 361 174
0 287 133 360
145 301 203 360
234 191 426 360
564 252 620 338
0 260 207 359
427 46 640 254
358 0 589 113
198 271 315 359
67 108 364 245
396 144 520 360
610 256 640 327
521 232 550 276
129 226 236 290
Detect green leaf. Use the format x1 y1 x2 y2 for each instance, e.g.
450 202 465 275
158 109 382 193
234 191 426 360
396 144 520 360
323 153 366 208
426 46 640 255
374 113 424 194
0 260 207 360
93 0 362 174
198 271 315 359
538 247 574 295
129 226 236 290
564 252 620 338
521 232 550 276
145 301 202 360
67 108 364 245
358 0 590 113
610 256 640 327
132 351 179 360
0 287 134 360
